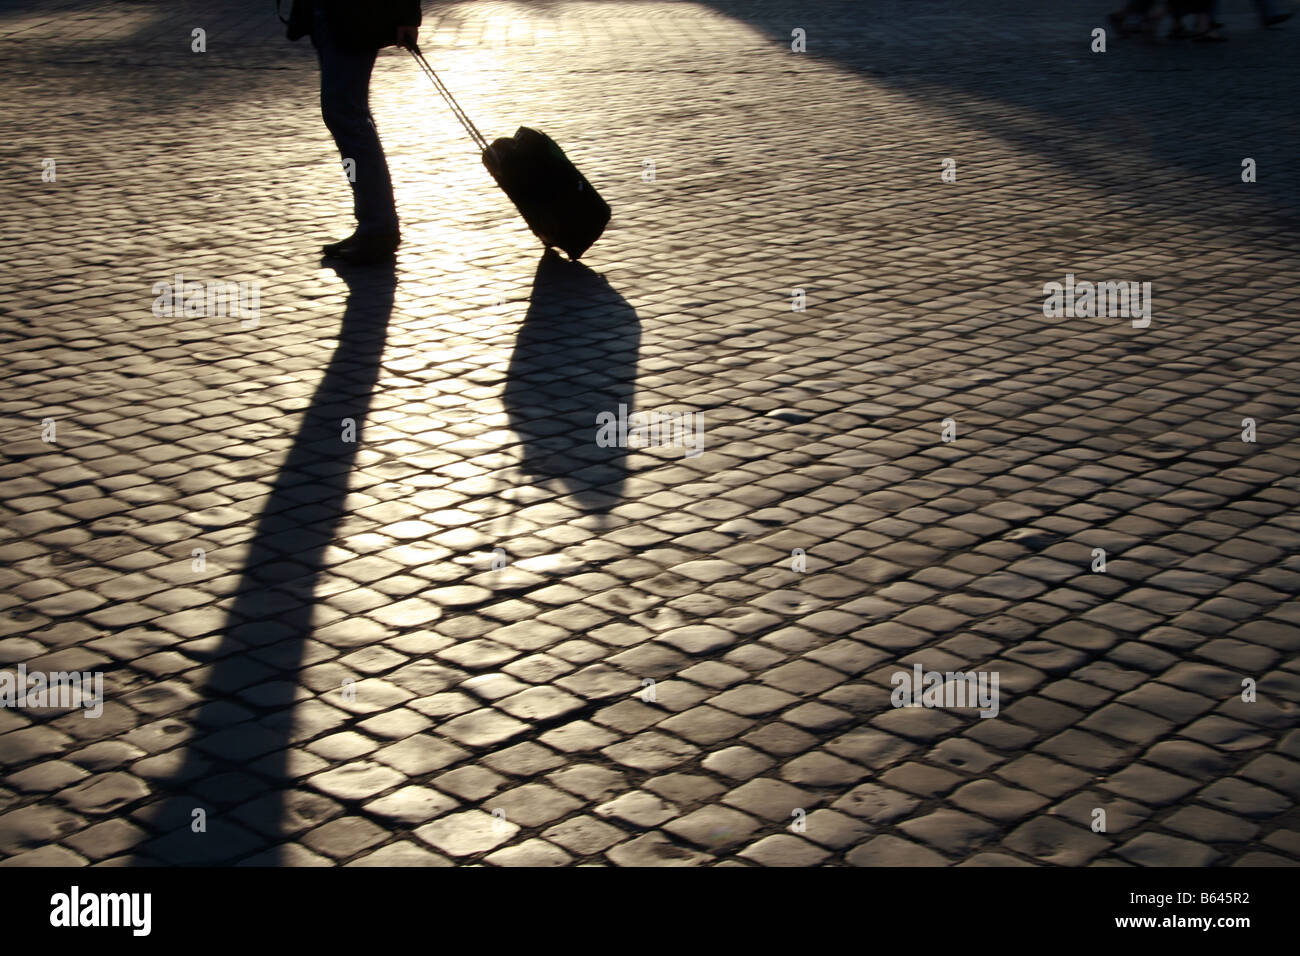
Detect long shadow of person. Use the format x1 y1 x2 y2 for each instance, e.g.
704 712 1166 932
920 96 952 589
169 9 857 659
132 262 396 865
503 250 641 514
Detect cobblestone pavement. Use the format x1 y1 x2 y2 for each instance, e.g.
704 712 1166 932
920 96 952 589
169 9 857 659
1 0 1298 867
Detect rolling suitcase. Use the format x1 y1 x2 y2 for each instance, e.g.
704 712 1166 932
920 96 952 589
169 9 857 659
409 46 611 260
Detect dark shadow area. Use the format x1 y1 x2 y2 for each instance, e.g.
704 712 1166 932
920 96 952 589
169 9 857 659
0 0 462 109
132 262 395 864
699 0 1300 231
503 250 641 514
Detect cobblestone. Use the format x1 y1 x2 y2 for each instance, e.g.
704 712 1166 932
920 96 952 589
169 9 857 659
0 0 1297 868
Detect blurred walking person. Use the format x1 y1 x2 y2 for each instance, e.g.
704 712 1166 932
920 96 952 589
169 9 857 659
1169 0 1228 39
1109 0 1163 40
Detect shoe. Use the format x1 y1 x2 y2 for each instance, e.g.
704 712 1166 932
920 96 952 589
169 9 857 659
328 233 400 265
322 232 360 257
1192 28 1229 41
1264 12 1293 26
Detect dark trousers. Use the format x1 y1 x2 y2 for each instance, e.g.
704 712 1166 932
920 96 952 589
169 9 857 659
312 4 399 238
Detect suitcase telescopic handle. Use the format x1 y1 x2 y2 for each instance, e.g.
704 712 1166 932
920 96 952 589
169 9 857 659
407 43 490 153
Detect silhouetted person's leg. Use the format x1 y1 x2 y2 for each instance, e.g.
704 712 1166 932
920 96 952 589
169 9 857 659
1254 0 1293 25
313 3 400 260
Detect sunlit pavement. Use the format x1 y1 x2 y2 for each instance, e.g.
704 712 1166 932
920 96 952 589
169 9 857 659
1 0 1298 866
